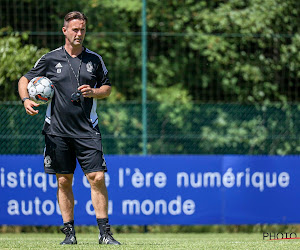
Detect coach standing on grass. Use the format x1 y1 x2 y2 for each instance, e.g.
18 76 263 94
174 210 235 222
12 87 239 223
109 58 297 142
18 11 121 245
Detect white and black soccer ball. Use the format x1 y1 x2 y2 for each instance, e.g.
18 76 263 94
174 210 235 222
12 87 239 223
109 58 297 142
27 76 54 104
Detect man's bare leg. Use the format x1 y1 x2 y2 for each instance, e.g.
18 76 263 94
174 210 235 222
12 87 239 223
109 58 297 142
56 174 74 221
56 174 77 245
86 171 108 218
86 171 120 245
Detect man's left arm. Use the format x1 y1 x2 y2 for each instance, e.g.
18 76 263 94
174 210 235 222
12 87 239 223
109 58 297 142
78 84 111 99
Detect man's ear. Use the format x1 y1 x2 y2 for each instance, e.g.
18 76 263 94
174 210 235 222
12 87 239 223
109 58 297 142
62 27 66 34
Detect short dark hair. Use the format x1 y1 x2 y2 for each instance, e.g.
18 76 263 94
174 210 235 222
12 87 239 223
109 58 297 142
64 11 87 27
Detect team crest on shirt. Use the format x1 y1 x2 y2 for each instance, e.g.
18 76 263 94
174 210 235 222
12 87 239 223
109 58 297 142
86 61 93 72
44 155 52 168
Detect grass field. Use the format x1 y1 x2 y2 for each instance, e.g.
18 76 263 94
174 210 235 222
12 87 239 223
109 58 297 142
1 233 300 249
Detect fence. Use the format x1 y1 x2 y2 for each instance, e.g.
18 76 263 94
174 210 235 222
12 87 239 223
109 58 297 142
1 0 300 155
1 102 300 155
1 0 299 102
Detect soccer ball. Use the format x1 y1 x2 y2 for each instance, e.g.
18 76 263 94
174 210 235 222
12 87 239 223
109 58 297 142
27 76 54 104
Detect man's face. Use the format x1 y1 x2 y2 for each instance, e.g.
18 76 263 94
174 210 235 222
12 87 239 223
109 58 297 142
63 19 86 47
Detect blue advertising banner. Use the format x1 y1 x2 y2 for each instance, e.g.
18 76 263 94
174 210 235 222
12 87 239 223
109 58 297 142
0 155 299 225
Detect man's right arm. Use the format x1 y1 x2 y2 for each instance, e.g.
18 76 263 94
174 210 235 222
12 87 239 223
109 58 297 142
18 76 39 116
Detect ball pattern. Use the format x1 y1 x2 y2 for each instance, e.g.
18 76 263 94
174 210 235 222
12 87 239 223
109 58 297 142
27 77 54 104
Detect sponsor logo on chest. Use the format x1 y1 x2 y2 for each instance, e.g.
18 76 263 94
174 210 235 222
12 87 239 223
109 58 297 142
55 62 63 73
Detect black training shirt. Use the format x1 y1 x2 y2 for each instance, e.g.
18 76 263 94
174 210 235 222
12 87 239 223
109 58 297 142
24 46 110 138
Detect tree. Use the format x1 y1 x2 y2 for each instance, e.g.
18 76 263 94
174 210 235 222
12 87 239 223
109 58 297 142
0 0 300 155
0 33 48 101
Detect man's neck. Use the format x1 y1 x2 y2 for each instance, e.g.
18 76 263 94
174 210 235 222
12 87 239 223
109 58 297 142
64 44 83 57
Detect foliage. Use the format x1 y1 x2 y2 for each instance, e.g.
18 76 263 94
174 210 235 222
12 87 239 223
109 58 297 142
0 0 300 155
0 33 48 101
2 102 299 156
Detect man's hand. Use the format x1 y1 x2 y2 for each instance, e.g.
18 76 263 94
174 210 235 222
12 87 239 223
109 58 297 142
78 85 95 98
78 85 111 99
24 99 39 116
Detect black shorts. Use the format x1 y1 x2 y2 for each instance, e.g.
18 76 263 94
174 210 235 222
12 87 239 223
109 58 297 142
43 134 107 175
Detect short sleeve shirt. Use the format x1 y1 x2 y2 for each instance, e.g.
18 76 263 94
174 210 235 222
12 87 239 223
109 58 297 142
24 46 110 138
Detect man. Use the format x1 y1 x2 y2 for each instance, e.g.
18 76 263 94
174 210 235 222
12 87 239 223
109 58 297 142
18 11 120 245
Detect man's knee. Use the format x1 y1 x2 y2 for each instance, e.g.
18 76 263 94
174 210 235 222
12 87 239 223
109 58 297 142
87 171 106 187
57 174 73 189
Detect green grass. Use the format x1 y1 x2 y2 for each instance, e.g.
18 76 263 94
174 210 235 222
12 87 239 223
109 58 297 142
1 233 300 249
